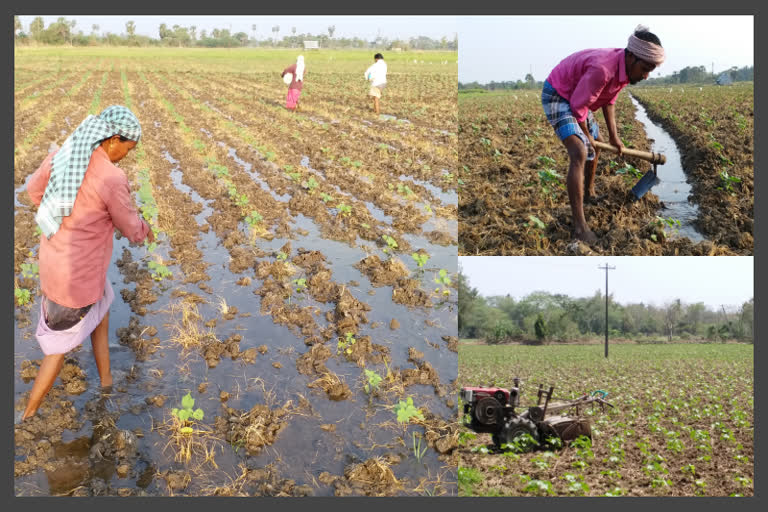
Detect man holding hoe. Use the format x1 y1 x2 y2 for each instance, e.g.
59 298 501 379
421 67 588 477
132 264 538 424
542 25 665 243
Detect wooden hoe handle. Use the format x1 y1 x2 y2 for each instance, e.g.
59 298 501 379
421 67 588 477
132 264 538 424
593 141 666 165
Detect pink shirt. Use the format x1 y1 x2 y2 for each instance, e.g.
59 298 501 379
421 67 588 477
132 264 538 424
27 146 150 308
546 48 629 123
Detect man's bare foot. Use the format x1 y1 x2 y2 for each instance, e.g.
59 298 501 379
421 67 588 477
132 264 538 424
574 228 598 244
584 193 607 205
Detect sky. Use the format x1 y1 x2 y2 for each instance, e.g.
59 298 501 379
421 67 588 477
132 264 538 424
459 256 754 311
459 15 754 83
17 15 457 42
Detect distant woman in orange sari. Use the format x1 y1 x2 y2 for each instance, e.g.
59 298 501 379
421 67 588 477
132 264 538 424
282 55 306 112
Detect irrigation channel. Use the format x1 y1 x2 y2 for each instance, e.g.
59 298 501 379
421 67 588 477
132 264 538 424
629 94 706 242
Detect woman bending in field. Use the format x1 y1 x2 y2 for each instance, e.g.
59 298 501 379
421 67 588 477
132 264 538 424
542 25 664 243
282 55 306 112
19 105 153 422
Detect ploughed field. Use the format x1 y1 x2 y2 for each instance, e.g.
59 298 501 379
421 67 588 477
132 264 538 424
458 84 753 255
14 47 459 496
458 344 753 496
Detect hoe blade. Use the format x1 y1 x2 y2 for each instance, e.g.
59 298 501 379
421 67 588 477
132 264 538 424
631 169 661 200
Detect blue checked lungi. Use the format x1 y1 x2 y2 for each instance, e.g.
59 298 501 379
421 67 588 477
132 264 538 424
541 80 600 161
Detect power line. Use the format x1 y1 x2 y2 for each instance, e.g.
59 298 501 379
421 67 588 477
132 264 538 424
598 263 616 358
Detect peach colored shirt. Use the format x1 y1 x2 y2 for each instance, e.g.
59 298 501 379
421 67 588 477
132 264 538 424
27 146 150 308
546 48 629 123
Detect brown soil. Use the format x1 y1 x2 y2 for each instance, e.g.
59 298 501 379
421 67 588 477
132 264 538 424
214 402 291 456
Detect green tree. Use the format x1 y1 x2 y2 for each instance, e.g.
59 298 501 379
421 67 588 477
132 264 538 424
126 20 136 38
14 16 21 35
29 16 45 40
534 314 547 344
328 25 336 39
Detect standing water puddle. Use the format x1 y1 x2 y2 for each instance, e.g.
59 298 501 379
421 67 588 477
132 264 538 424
629 94 706 242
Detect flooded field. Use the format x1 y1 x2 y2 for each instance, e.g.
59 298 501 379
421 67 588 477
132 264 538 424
14 47 459 496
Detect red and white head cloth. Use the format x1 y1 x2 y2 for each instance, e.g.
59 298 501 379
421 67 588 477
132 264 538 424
627 25 665 66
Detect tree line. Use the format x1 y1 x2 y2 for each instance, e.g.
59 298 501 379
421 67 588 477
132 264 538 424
458 271 753 344
459 65 754 91
14 16 457 51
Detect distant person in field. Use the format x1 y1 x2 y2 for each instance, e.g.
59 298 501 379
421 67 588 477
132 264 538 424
542 25 664 243
20 106 153 422
365 53 387 115
282 55 306 112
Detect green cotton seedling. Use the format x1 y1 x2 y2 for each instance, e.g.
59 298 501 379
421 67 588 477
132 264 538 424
434 269 451 286
423 204 432 214
336 203 352 216
34 226 43 237
442 172 453 182
649 216 681 242
287 172 301 182
276 251 288 262
172 392 204 433
718 170 742 195
320 147 330 154
501 432 540 453
394 396 424 424
458 432 477 447
20 262 39 279
213 165 230 179
234 193 250 208
265 151 276 161
382 235 398 254
351 160 362 168
226 183 239 198
148 261 172 281
15 287 32 306
538 169 563 197
363 369 382 394
396 183 415 198
412 253 429 268
301 176 319 192
320 193 333 203
339 156 351 165
245 211 263 227
292 278 307 293
361 223 370 229
337 332 356 355
616 164 644 184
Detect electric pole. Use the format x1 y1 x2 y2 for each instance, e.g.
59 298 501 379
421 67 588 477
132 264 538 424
598 263 616 358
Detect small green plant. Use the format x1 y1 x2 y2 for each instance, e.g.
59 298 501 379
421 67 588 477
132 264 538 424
649 216 681 242
287 172 301 181
301 176 319 192
412 432 428 462
412 253 429 268
234 193 249 208
434 269 451 286
458 467 483 496
458 432 477 447
718 170 742 195
336 203 352 216
363 369 382 394
394 396 424 424
337 332 356 355
15 287 32 306
320 193 333 203
292 277 307 293
172 392 204 434
537 168 563 197
276 251 288 262
423 204 432 214
382 234 398 254
148 261 172 281
20 262 39 279
245 211 263 227
396 183 415 198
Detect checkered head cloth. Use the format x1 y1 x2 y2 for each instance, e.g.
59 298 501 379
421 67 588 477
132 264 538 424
35 105 142 239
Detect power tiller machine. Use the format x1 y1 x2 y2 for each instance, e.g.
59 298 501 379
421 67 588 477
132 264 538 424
460 378 614 450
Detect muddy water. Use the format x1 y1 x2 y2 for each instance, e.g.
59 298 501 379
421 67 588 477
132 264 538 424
15 142 457 496
629 94 706 242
